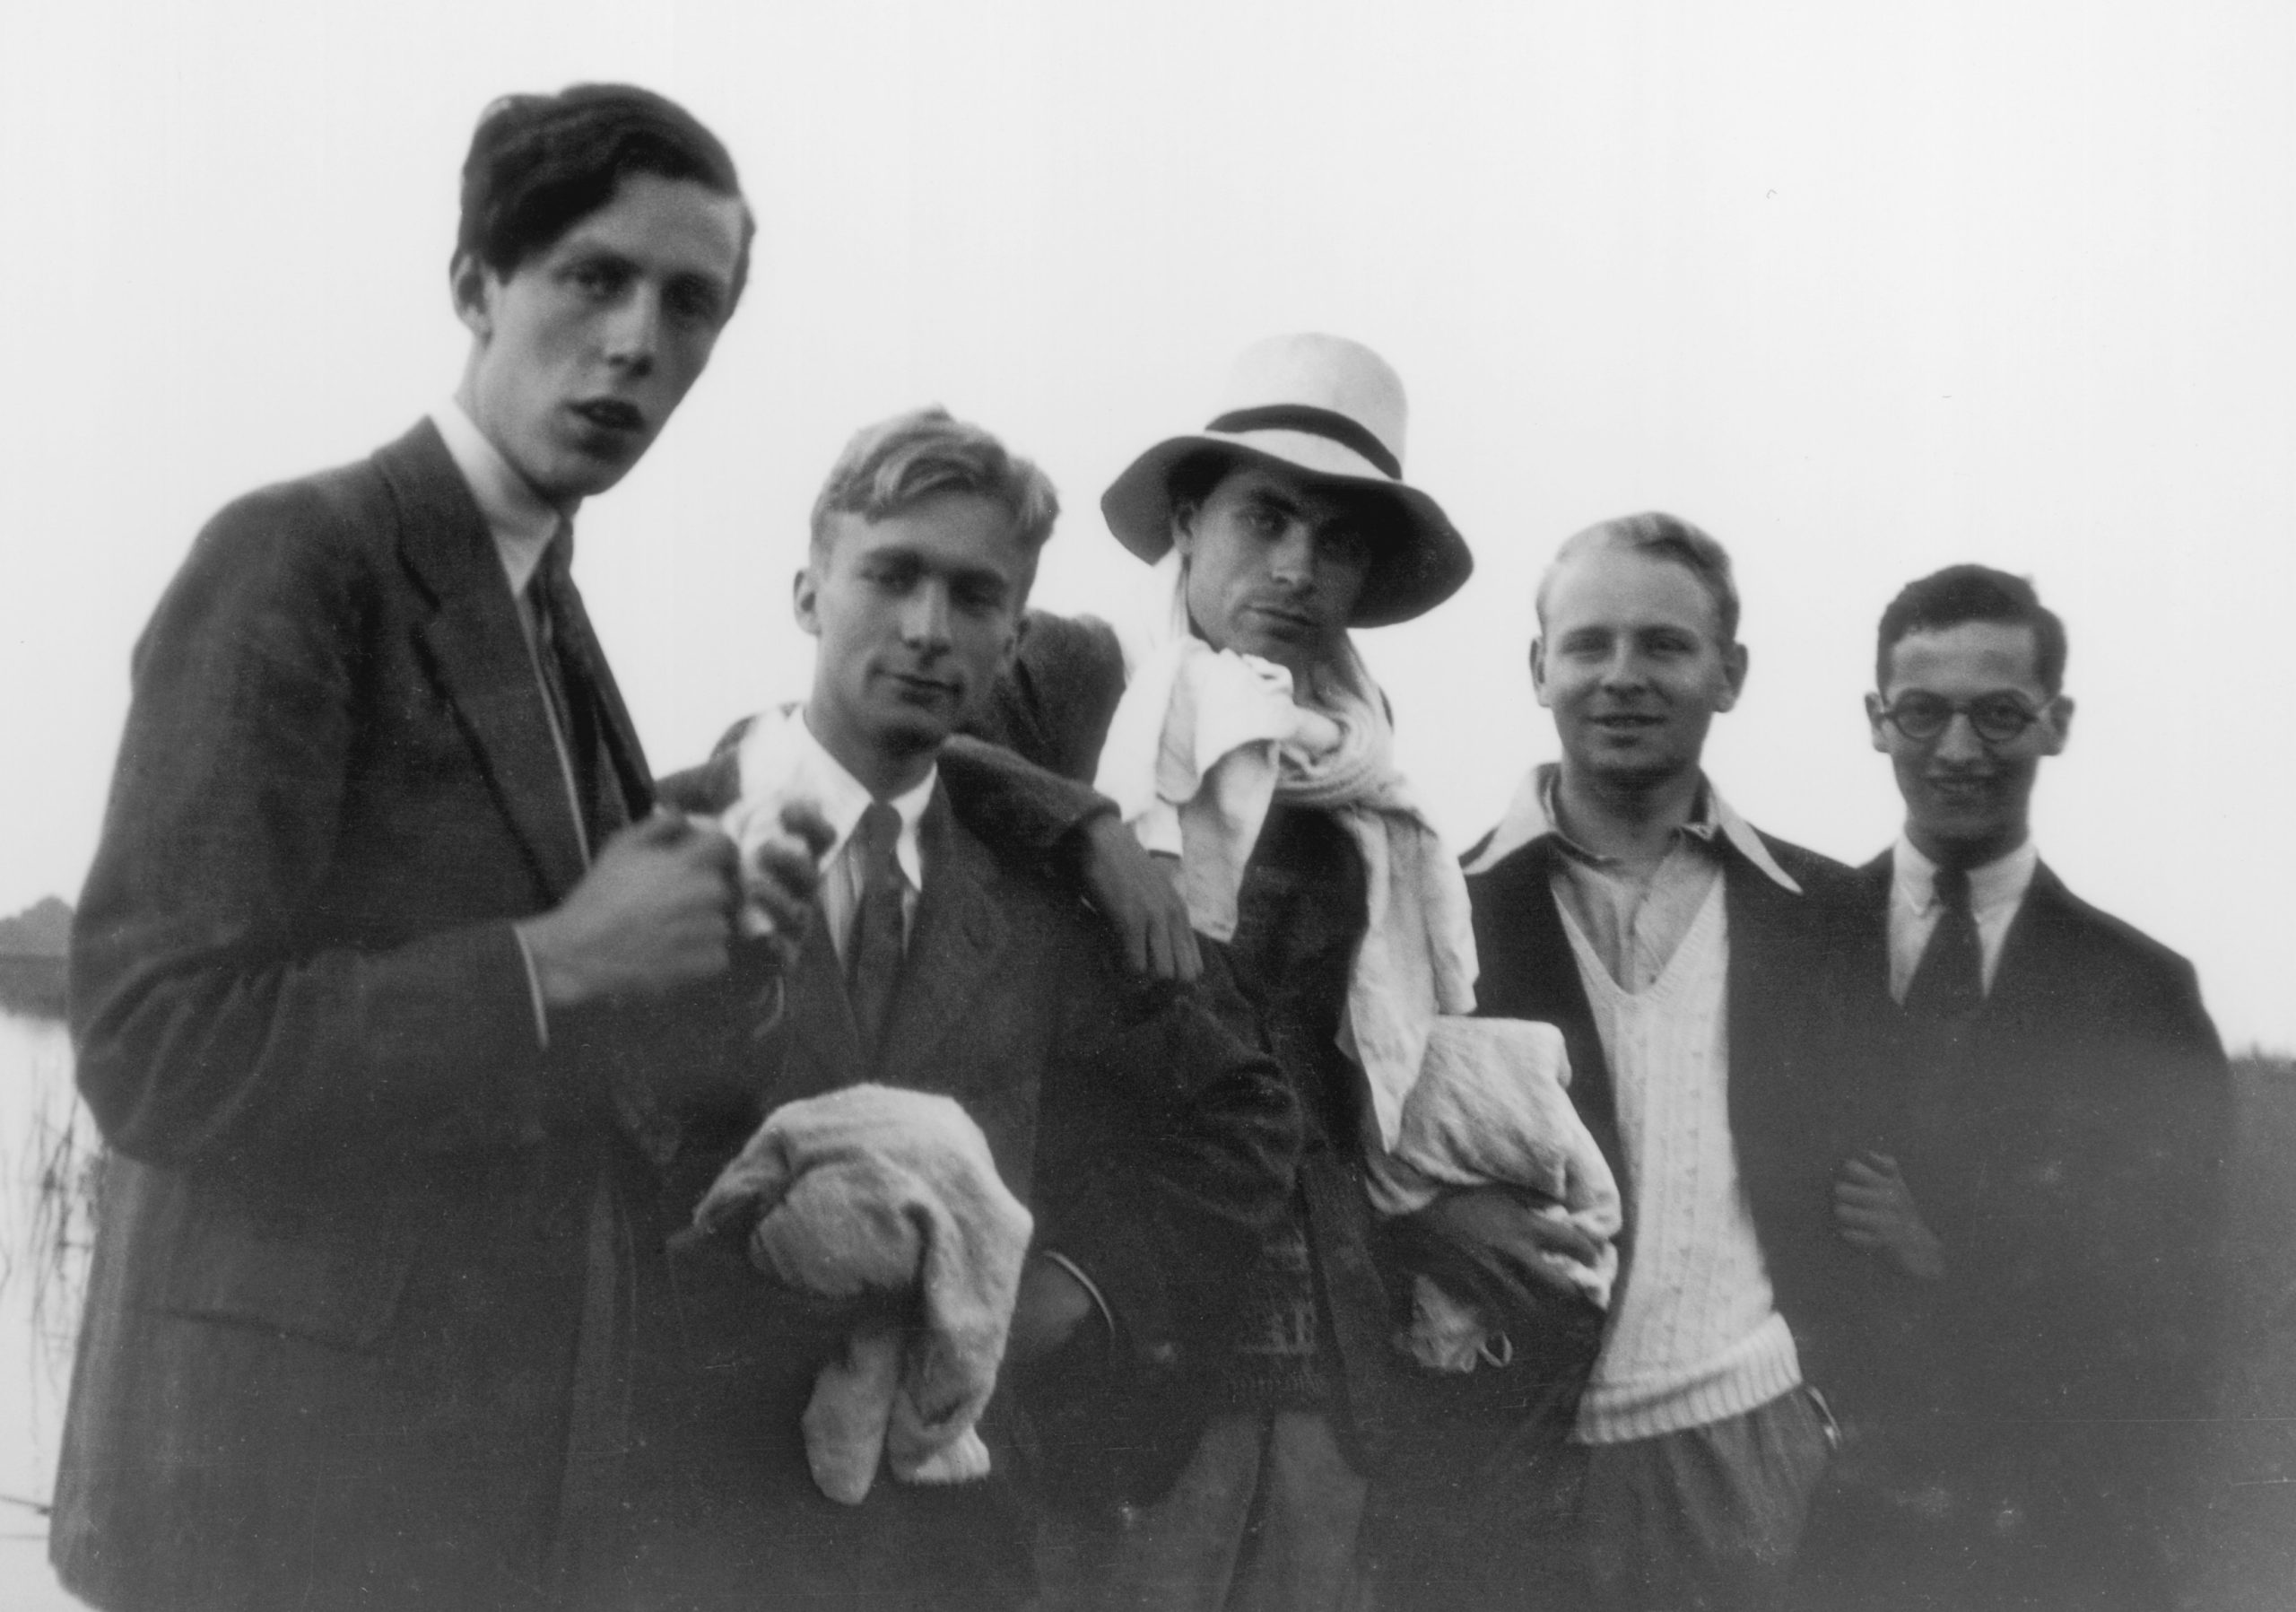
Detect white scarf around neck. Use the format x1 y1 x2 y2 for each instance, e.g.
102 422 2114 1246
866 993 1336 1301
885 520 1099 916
1092 551 1478 1147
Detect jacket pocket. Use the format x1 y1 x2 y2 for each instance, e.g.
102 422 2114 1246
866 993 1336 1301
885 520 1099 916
126 1158 422 1352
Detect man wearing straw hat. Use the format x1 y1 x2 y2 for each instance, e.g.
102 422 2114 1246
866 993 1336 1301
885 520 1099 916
988 335 1608 1612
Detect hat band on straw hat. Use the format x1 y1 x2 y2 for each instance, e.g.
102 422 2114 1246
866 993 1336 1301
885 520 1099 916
1204 405 1402 480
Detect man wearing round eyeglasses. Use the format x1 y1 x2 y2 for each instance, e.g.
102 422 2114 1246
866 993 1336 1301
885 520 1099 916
1800 564 2231 1612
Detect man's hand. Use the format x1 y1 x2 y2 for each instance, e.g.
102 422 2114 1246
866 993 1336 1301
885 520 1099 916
516 811 741 1008
1834 1151 1946 1281
1079 814 1202 983
1006 1257 1100 1364
740 802 834 972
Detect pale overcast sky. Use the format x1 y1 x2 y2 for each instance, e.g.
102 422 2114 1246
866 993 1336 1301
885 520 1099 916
2 0 2291 1049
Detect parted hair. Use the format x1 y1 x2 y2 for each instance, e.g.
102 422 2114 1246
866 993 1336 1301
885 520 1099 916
457 83 752 307
1876 564 2068 695
1537 510 1741 645
810 406 1061 562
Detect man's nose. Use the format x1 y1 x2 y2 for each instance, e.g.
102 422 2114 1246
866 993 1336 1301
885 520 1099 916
1596 646 1649 688
601 288 661 374
900 581 952 649
1265 527 1317 588
1933 711 1986 762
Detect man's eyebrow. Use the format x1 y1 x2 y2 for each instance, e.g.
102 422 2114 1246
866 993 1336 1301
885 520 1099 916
948 562 1013 594
670 266 733 296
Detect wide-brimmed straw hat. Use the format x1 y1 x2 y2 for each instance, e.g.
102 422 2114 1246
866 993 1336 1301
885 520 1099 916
1100 333 1473 628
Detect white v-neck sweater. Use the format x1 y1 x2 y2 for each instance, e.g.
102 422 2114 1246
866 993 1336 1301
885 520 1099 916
1561 880 1803 1444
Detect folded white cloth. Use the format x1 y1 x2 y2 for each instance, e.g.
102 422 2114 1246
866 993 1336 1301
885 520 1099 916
694 1084 1035 1505
1364 1016 1623 1370
1094 630 1313 938
1093 552 1477 1149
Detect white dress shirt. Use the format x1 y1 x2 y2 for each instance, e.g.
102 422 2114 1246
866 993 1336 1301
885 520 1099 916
1887 833 2040 1003
726 706 935 963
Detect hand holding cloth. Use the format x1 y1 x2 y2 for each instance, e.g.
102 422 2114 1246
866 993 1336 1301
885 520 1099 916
693 1084 1034 1505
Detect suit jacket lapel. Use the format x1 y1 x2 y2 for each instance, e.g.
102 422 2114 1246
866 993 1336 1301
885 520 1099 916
1856 849 1894 924
1722 853 1812 1140
781 900 866 1101
874 790 1011 1094
1979 858 2065 1022
379 422 588 900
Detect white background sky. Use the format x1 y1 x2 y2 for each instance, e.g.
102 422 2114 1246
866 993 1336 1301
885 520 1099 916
2 0 2291 1051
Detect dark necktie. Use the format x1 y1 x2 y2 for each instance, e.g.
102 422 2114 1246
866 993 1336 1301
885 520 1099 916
1905 863 1985 1019
531 531 631 850
847 802 908 1058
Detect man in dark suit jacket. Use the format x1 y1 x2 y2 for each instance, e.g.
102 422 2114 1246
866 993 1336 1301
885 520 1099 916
52 87 813 1611
618 407 1298 1611
1801 565 2232 1611
1448 513 1880 1612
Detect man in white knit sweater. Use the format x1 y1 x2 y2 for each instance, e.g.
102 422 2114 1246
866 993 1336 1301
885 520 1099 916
1457 512 1875 1611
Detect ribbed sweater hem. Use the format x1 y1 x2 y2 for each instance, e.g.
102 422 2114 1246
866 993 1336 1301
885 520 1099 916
1571 1311 1802 1444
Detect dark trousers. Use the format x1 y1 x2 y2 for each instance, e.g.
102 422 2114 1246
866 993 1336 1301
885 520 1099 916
1794 1418 2190 1612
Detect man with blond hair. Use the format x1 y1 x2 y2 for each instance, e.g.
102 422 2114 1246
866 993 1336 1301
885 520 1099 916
1457 512 1877 1610
625 406 1297 1612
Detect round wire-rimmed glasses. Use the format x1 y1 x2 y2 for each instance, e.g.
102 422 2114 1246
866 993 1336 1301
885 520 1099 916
1876 692 2042 745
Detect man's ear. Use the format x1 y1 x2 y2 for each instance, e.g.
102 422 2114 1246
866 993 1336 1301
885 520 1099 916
792 567 822 638
449 250 497 340
1529 637 1552 708
1865 691 1892 754
1715 640 1750 712
2038 693 2074 755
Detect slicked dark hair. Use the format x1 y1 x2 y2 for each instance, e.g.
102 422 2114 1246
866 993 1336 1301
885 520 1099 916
1876 563 2068 695
457 83 753 308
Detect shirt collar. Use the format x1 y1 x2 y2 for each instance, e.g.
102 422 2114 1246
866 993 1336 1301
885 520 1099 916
786 711 935 893
1464 762 1802 893
1892 832 2039 919
431 398 571 597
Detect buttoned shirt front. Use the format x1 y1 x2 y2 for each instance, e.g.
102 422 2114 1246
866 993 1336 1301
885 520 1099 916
1887 833 2039 1003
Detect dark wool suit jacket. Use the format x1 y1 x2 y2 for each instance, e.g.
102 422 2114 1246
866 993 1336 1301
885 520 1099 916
1794 853 2234 1611
1844 850 2232 1450
1461 823 1892 1405
624 757 1298 1611
54 421 700 1611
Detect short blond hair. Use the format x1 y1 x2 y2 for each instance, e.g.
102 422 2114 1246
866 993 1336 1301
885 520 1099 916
810 406 1059 565
1536 510 1739 644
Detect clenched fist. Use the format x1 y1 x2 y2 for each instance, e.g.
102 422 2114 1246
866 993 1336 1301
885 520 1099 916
517 811 743 1007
